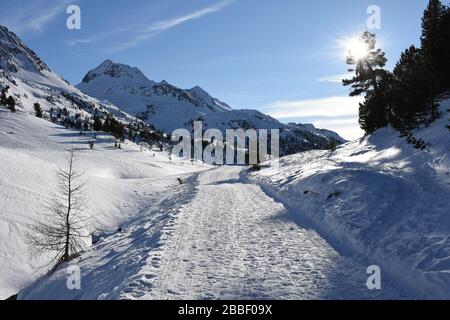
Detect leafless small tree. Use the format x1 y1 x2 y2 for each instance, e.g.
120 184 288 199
27 146 88 268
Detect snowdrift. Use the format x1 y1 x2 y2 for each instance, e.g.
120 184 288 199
250 99 450 298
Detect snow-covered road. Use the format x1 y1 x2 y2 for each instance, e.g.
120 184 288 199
19 165 407 300
140 166 401 299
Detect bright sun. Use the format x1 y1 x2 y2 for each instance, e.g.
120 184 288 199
346 38 369 60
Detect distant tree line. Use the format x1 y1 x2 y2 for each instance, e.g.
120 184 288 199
48 92 167 147
344 0 450 137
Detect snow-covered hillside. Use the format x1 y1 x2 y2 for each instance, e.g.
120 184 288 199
0 25 153 138
0 109 207 299
77 60 346 154
249 97 450 298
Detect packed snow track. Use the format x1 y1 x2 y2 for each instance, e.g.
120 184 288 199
140 166 401 299
19 166 405 300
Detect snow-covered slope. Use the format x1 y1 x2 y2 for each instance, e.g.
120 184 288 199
0 26 150 132
249 97 450 298
0 25 49 75
76 60 346 154
0 109 207 299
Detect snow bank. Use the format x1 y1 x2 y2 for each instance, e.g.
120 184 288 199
249 99 450 299
0 109 206 299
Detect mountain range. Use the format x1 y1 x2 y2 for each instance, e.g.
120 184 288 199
1 25 344 155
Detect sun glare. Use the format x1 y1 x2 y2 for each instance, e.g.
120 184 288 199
346 37 369 60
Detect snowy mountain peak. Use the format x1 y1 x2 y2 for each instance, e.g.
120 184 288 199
77 60 235 130
81 60 152 86
0 25 50 74
100 59 114 66
190 85 207 94
188 85 214 100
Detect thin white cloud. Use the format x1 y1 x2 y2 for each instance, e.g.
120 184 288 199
317 73 353 83
64 25 134 48
28 1 71 32
109 0 236 51
65 38 94 47
0 0 72 34
263 96 364 140
264 96 363 119
313 117 364 141
144 0 234 32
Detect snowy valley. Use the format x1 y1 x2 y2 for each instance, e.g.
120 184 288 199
10 96 450 300
0 23 345 299
1 9 450 302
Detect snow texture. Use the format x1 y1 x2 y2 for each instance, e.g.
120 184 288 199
2 23 449 300
0 110 206 299
249 99 450 298
19 166 406 300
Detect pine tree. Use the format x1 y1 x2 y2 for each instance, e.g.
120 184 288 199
102 116 112 133
343 32 388 97
358 73 392 133
116 123 125 140
421 0 448 90
0 86 9 105
421 0 445 58
6 96 16 112
343 32 389 133
438 6 450 89
391 46 439 129
93 116 103 131
34 103 43 118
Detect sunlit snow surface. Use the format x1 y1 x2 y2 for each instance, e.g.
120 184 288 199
250 99 450 299
5 99 450 300
0 110 207 299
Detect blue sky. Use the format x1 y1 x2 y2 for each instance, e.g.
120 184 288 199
0 0 441 139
